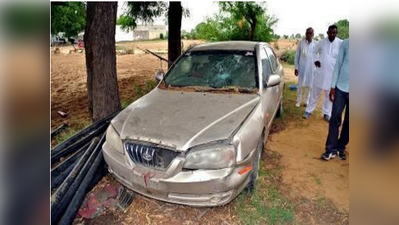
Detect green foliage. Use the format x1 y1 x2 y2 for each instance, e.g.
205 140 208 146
118 2 167 32
295 33 301 39
159 33 164 39
194 2 277 42
181 30 192 39
273 34 281 40
280 50 295 65
118 2 190 33
51 2 86 38
318 33 325 39
335 19 349 39
194 19 220 41
181 29 199 40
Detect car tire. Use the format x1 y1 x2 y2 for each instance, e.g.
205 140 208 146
276 95 284 118
245 136 264 192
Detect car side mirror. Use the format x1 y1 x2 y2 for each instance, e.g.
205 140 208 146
267 74 281 87
155 69 165 82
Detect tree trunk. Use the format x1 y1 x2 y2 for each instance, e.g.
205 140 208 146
249 20 256 41
168 2 182 68
85 2 121 122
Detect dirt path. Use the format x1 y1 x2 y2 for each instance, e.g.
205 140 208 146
275 66 349 213
268 119 349 212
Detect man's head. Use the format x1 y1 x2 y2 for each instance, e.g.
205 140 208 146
327 25 338 42
305 27 314 42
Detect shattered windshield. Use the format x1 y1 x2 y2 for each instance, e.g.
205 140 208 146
164 50 258 89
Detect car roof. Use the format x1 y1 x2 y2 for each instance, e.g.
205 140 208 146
190 41 269 52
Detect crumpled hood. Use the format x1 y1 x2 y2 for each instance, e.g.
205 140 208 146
111 88 259 151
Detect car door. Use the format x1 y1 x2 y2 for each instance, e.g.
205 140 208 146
259 46 275 130
264 46 283 115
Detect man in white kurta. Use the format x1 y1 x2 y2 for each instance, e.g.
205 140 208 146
303 25 342 121
295 27 316 107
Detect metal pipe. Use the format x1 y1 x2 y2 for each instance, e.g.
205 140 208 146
51 142 88 178
51 134 105 224
51 160 78 190
51 110 119 156
50 137 99 222
51 123 69 138
51 125 106 165
57 150 105 225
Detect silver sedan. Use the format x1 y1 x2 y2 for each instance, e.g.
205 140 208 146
103 41 284 206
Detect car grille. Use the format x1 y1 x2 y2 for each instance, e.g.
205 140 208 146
124 142 180 170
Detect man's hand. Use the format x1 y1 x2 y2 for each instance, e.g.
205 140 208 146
294 69 298 76
329 88 336 102
314 61 321 68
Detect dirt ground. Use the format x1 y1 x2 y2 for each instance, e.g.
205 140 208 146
269 120 349 212
52 39 348 224
51 40 205 130
51 52 168 129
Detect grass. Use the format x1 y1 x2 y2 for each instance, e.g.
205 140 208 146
311 173 323 186
316 196 327 207
235 158 295 225
271 82 310 134
121 99 133 109
115 45 135 54
121 80 159 109
235 79 318 224
52 119 91 146
280 62 295 69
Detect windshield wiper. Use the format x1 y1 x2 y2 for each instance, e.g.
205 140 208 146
205 86 255 93
165 85 255 94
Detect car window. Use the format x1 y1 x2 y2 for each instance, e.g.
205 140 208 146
260 48 272 85
265 47 278 72
164 50 257 89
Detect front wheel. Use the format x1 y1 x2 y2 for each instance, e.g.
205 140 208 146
245 137 264 192
276 95 284 118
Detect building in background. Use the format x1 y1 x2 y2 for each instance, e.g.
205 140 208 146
51 25 166 45
134 25 167 40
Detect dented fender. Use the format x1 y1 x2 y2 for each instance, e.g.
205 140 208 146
233 103 265 162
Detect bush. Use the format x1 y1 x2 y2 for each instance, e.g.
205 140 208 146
160 33 164 39
280 50 295 65
125 48 134 54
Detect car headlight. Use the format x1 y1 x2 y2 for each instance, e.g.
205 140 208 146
183 145 236 169
106 125 124 154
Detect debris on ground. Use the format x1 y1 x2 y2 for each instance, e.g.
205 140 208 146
78 183 122 219
58 111 68 117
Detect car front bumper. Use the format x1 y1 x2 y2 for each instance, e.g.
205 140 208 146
102 142 254 207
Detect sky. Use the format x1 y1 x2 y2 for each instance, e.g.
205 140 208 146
117 1 349 36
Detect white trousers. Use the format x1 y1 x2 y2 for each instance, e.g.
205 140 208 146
305 86 332 117
296 86 311 105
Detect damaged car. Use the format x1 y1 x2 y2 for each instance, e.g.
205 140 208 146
103 41 284 206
